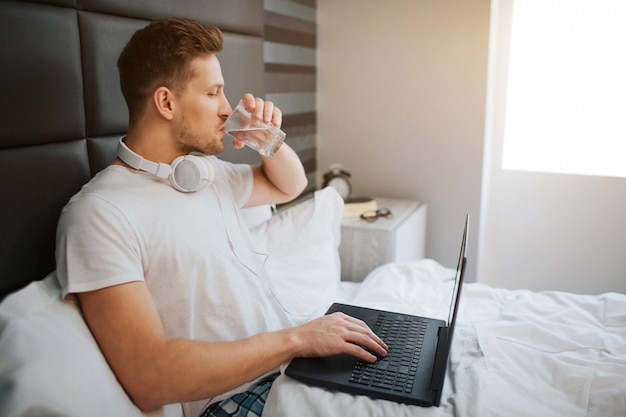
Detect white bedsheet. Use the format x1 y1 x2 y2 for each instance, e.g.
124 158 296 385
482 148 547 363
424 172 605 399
264 259 626 417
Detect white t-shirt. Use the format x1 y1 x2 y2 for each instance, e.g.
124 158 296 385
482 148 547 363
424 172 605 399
56 156 296 416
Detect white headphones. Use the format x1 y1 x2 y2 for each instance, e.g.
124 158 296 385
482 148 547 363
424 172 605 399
116 137 214 192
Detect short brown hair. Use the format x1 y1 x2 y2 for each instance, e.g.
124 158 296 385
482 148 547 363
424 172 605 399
117 17 224 120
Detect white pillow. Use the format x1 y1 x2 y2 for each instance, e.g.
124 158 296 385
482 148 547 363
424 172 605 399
250 187 344 320
0 272 181 417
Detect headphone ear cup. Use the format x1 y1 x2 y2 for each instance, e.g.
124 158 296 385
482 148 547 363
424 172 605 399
169 155 214 192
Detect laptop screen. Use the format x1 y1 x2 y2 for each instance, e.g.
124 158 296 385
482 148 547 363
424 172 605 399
446 214 469 327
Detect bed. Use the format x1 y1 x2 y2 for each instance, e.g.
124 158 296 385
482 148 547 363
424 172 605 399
1 1 625 417
265 256 626 417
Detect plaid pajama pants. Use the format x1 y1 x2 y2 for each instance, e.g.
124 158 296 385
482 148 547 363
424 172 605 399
200 373 279 417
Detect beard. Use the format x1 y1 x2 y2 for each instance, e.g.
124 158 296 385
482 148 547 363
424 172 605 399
175 117 224 155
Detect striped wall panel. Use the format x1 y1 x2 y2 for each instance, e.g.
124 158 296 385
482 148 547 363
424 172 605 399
263 0 318 192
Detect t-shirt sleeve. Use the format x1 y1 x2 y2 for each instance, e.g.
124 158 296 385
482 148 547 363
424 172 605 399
56 194 144 299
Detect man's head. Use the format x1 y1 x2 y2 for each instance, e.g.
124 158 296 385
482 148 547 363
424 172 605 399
117 17 224 121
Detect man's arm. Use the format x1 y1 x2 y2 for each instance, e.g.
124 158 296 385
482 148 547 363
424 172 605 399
231 94 308 207
78 281 387 412
245 143 307 207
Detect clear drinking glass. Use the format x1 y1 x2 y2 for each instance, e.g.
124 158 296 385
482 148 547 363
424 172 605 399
224 99 286 157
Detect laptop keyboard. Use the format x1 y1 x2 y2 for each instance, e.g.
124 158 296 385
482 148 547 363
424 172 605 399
349 312 427 393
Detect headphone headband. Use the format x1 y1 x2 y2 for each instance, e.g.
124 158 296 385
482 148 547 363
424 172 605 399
116 137 214 192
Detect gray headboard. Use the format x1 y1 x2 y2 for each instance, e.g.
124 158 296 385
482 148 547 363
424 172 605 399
0 0 267 299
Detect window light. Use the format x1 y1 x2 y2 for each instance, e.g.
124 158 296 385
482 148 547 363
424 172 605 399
502 0 626 178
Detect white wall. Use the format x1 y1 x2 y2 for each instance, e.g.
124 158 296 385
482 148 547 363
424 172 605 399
317 0 490 279
479 0 626 295
318 0 626 295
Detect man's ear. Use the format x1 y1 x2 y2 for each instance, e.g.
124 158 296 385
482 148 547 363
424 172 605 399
153 86 175 120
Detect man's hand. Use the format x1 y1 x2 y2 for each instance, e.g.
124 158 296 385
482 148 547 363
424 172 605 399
230 93 282 150
284 312 388 363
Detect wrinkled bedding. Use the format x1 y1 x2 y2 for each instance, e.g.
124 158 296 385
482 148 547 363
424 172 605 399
264 259 626 417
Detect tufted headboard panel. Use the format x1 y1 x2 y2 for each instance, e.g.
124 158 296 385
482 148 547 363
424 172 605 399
0 0 266 299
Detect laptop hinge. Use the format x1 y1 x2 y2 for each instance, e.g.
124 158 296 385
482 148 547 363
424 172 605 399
428 326 450 406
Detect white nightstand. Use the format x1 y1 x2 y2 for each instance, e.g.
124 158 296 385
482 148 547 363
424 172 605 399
339 198 427 281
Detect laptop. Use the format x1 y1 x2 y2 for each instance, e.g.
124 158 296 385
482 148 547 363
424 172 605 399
285 214 469 407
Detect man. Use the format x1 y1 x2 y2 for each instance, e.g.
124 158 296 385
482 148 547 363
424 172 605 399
55 17 387 417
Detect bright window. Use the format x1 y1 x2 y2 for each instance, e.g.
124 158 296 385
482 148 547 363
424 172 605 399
502 0 626 178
